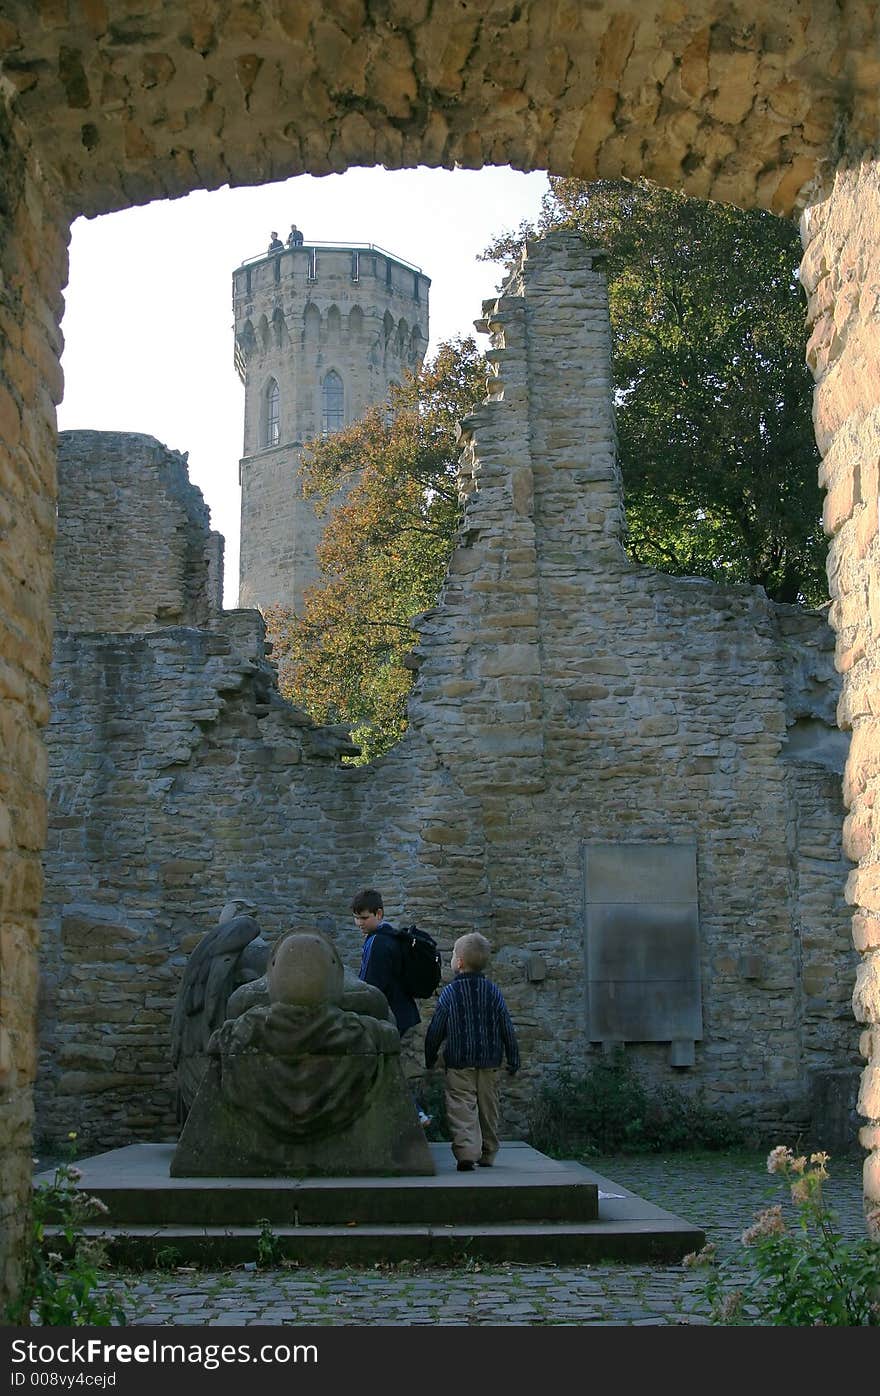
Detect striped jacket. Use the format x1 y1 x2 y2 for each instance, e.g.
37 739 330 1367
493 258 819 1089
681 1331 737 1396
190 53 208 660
424 971 520 1073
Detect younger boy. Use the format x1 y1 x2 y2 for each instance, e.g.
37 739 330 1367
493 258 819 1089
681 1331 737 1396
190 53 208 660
424 932 519 1172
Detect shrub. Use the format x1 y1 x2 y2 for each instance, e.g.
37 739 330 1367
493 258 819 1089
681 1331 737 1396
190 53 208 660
527 1050 743 1155
686 1146 880 1325
6 1140 127 1326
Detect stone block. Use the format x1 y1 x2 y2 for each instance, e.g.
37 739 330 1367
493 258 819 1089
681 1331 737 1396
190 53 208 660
856 1064 880 1120
808 1068 863 1151
584 841 698 904
853 953 880 1022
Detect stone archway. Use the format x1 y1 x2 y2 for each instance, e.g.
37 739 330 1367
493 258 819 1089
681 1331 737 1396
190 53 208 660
2 2 880 1303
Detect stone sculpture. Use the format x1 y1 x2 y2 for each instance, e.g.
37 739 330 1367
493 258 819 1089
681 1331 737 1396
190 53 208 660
169 897 270 1119
170 928 435 1176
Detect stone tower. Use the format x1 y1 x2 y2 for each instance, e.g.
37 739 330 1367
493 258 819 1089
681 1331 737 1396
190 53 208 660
234 239 431 612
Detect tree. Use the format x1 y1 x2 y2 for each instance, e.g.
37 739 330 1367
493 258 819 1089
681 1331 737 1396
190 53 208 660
264 337 486 762
483 178 826 605
269 182 827 761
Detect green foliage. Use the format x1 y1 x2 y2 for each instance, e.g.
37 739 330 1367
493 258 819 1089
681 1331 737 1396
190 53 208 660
419 1073 451 1142
483 178 826 605
153 1245 182 1270
256 1218 282 1268
265 336 486 762
269 186 825 762
7 1141 127 1326
688 1147 880 1325
527 1051 744 1156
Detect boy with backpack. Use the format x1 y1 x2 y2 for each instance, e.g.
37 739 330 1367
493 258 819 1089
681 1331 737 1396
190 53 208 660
352 887 441 1126
424 932 519 1171
353 887 420 1036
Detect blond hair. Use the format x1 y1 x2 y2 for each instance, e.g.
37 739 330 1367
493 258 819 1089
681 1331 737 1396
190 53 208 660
453 932 491 972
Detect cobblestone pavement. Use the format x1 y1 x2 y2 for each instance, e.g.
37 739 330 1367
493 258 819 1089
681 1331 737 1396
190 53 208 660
94 1150 868 1327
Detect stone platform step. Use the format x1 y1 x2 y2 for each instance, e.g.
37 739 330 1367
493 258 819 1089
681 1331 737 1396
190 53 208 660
66 1217 703 1266
35 1141 705 1265
40 1141 599 1226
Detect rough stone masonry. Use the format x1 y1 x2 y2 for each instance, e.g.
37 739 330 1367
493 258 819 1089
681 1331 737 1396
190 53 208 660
4 1 880 1305
38 235 858 1181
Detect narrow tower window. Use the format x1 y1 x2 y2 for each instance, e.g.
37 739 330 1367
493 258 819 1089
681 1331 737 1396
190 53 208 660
265 379 280 447
321 371 344 435
308 248 317 281
351 251 360 282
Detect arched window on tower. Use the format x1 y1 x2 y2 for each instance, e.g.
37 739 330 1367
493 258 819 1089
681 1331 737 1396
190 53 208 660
321 371 344 435
264 378 280 447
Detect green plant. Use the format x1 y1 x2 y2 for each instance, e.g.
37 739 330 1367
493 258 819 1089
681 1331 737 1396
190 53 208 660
153 1245 182 1270
256 1218 282 1268
265 337 487 761
484 179 826 605
687 1147 880 1325
7 1136 127 1326
419 1073 450 1142
527 1051 743 1156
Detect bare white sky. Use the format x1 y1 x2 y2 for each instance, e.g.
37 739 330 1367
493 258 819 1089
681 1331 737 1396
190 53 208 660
57 165 549 604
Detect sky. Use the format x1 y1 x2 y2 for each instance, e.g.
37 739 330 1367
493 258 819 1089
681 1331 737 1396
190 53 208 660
57 165 551 605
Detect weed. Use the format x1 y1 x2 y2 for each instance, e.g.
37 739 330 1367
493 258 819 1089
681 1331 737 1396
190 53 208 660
6 1135 127 1326
686 1147 880 1325
255 1219 283 1268
153 1246 182 1271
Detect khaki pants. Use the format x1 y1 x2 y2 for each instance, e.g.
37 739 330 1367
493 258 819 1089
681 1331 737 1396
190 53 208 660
444 1067 500 1164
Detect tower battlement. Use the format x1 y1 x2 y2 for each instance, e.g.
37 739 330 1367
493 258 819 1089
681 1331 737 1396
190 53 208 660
235 239 430 613
234 240 428 308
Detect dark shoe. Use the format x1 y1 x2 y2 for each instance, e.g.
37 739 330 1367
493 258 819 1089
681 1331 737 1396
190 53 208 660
477 1158 493 1168
456 1160 475 1171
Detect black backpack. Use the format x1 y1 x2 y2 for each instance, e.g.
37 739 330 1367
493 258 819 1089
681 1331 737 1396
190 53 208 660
394 924 442 998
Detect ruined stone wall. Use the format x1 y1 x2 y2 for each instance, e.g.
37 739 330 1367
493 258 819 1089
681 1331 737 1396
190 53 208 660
5 0 880 1311
800 162 880 1230
38 610 362 1145
391 234 857 1133
55 432 223 633
38 236 857 1158
0 90 66 1304
4 3 879 219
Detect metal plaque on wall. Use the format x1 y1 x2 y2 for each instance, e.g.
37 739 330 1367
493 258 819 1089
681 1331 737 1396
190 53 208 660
582 840 702 1044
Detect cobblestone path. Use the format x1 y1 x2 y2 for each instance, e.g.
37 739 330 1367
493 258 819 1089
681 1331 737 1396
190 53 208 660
93 1150 867 1327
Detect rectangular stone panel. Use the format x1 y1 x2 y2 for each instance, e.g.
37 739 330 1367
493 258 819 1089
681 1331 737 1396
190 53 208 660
584 840 698 904
583 842 702 1043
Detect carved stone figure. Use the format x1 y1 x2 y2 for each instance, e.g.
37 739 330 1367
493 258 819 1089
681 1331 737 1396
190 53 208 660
225 952 390 1023
170 928 435 1176
169 898 270 1119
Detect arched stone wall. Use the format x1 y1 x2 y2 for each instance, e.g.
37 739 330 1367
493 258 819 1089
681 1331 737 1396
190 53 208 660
3 0 880 1303
2 2 878 216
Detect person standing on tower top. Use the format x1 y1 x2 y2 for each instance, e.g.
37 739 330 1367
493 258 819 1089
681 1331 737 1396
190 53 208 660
287 224 304 247
267 231 283 253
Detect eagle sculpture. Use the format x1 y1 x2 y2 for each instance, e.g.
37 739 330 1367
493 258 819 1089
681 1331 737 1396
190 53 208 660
170 898 270 1120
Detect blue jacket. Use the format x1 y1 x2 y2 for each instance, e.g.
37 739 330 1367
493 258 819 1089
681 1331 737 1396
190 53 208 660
424 971 519 1072
358 923 420 1036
